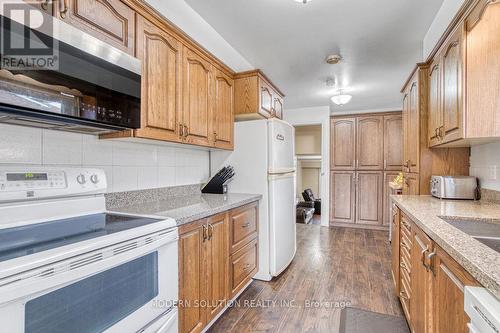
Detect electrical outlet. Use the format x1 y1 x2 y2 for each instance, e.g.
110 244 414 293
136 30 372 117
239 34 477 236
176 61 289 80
489 165 497 180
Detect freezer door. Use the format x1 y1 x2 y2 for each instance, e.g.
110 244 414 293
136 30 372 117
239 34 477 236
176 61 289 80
268 172 296 276
268 119 295 174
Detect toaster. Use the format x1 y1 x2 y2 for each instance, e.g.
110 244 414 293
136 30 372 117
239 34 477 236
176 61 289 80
430 176 478 200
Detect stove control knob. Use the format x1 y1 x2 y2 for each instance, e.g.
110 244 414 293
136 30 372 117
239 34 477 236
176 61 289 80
76 174 86 185
90 174 99 184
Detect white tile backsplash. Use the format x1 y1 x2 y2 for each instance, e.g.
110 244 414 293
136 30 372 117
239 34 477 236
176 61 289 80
0 124 210 193
470 141 500 191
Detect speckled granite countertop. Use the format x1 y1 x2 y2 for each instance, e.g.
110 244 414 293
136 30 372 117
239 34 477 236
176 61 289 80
109 192 262 226
391 195 500 299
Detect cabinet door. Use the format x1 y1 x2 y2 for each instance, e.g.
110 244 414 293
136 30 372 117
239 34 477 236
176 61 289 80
433 245 479 333
330 117 356 170
428 60 442 147
55 0 135 54
383 172 400 226
205 214 229 321
135 16 182 142
213 70 234 150
330 171 355 224
410 224 433 333
402 93 410 172
259 80 273 118
465 1 500 138
403 173 419 195
391 206 400 294
383 115 403 170
408 81 420 173
441 25 464 144
273 95 284 119
356 171 383 225
183 47 213 147
357 116 383 170
179 221 208 333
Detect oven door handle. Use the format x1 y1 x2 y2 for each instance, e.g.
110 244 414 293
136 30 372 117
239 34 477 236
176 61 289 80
136 307 175 333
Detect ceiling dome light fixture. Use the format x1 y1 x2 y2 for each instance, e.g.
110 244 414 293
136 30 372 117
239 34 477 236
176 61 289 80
295 0 312 4
331 89 352 106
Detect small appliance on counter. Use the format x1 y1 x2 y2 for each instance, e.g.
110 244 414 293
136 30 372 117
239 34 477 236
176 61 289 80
430 176 478 200
202 166 235 194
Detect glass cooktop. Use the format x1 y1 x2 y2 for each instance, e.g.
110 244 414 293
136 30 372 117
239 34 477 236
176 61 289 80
0 213 162 263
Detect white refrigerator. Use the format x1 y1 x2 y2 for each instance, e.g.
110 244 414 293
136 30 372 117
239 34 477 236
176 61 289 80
211 118 296 281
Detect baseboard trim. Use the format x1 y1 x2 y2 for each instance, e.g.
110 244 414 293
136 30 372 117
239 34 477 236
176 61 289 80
329 222 389 231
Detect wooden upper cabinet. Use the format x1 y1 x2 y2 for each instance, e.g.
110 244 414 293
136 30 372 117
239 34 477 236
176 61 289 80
55 0 135 55
433 245 479 333
407 81 420 173
330 117 356 170
428 59 442 147
134 16 181 142
182 47 213 147
383 115 403 170
441 24 464 144
234 70 285 121
356 171 383 225
330 171 355 225
357 116 384 170
273 95 284 120
464 0 500 139
213 70 234 150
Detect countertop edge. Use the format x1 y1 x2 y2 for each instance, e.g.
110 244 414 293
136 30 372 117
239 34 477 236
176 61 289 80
174 196 262 226
391 195 500 300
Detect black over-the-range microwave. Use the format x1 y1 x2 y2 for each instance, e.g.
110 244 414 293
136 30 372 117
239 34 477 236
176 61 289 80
0 9 141 134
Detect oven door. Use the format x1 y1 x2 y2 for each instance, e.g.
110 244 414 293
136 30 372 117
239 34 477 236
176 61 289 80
0 228 178 333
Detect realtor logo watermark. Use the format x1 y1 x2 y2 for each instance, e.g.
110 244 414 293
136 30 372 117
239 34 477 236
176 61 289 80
0 0 59 70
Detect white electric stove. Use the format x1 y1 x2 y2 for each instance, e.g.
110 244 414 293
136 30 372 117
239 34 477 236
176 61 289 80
0 167 178 333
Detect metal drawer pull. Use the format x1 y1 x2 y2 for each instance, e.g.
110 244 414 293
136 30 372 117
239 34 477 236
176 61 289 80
400 290 409 300
427 251 437 275
241 223 250 228
208 224 213 240
202 225 207 242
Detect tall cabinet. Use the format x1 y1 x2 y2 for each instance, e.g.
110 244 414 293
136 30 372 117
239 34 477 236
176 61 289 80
401 65 470 195
330 112 402 229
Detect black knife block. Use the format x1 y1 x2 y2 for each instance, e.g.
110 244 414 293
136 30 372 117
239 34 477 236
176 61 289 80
202 166 234 194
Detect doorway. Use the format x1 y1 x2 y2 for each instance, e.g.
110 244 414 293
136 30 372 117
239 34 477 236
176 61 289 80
294 125 322 225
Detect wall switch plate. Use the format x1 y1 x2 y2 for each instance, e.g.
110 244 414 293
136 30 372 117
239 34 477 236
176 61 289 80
489 165 497 180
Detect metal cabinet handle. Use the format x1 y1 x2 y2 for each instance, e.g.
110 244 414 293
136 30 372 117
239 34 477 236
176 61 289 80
435 128 439 139
59 0 68 18
421 246 431 270
439 126 444 140
202 224 207 242
208 223 213 240
179 123 184 137
41 0 49 10
427 251 437 275
184 125 189 138
241 223 250 228
213 131 217 140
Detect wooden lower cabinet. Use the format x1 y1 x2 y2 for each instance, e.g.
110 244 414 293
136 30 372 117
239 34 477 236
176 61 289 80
356 171 383 225
330 171 356 224
179 203 259 333
392 206 480 333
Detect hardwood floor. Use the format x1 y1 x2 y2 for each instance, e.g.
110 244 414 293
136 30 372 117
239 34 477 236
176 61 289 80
310 214 321 225
208 224 403 333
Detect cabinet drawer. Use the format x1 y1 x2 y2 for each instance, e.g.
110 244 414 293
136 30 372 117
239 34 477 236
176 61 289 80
229 239 258 297
230 203 258 253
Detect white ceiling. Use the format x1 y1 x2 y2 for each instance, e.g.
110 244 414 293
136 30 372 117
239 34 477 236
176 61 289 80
184 0 444 112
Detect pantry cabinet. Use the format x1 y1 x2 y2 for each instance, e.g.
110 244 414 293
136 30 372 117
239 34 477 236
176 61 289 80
330 112 402 229
179 202 258 333
234 70 285 121
428 59 442 147
392 206 480 333
55 0 135 55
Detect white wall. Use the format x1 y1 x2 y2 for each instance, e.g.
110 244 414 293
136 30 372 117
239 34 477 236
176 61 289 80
284 106 330 226
423 0 466 59
0 124 209 193
470 142 500 191
145 0 253 72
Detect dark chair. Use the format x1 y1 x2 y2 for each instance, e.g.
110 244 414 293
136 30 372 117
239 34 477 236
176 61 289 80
302 188 321 215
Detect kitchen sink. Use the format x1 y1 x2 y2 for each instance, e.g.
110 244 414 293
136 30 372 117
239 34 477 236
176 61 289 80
440 217 500 253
